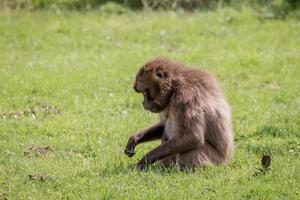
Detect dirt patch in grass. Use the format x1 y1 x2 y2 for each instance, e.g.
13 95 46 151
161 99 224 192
0 101 61 120
28 174 50 182
24 146 52 156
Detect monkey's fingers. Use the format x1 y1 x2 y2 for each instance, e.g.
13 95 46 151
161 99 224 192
136 162 148 171
124 149 135 157
136 157 150 171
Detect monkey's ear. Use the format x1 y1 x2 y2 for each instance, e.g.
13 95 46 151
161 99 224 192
154 68 166 79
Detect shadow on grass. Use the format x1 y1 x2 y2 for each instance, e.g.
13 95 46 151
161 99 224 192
98 161 210 177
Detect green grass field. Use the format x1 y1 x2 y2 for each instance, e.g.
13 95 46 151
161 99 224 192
0 7 299 199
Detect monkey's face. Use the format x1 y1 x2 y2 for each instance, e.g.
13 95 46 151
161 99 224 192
133 64 173 113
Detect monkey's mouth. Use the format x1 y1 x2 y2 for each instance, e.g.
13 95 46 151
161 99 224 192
142 90 158 112
143 90 154 102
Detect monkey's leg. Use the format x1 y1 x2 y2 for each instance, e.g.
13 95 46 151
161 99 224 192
137 134 202 169
160 155 178 168
124 123 164 157
160 136 178 168
178 143 223 168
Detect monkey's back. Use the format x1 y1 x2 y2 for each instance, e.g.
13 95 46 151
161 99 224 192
173 67 234 166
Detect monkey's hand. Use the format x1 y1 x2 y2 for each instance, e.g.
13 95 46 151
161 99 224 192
124 136 136 157
136 157 149 171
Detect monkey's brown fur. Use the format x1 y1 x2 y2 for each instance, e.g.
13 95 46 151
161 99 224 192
124 58 234 169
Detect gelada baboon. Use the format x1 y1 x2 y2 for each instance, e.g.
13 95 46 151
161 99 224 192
124 58 234 169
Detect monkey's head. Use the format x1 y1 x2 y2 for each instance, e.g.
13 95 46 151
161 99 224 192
133 58 175 113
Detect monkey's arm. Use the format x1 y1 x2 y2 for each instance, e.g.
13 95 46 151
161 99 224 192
124 123 165 157
136 131 203 169
137 96 205 169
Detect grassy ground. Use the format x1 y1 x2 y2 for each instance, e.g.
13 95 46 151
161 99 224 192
0 7 299 199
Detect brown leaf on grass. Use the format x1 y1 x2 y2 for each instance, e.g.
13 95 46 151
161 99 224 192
254 154 271 176
261 154 271 170
24 146 52 156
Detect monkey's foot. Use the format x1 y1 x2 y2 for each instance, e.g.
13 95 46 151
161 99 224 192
136 162 148 171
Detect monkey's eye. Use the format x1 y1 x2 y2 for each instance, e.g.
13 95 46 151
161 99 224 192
154 69 165 79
